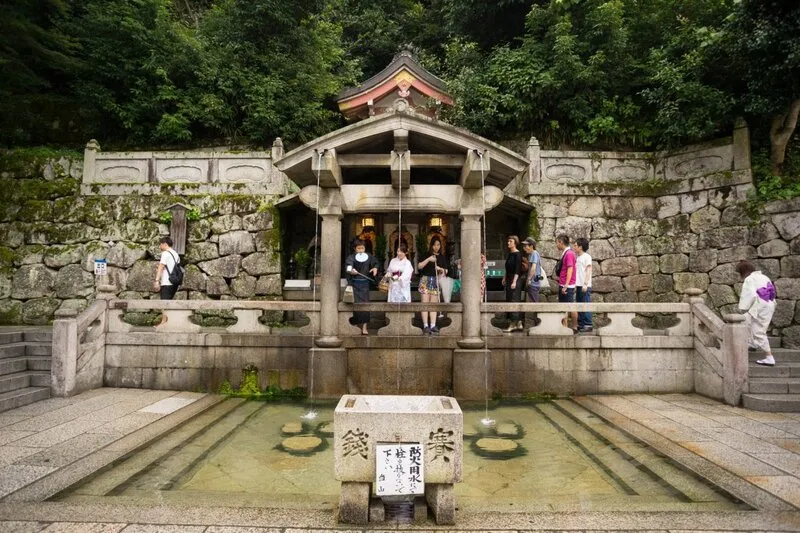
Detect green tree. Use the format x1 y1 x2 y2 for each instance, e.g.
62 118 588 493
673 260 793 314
0 0 78 146
194 0 356 144
721 0 800 174
67 0 202 145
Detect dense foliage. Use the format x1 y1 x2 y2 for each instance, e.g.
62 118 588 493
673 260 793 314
1 0 798 185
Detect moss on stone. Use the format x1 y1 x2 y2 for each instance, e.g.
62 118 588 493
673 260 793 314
17 200 53 222
190 309 237 327
0 148 81 178
0 247 16 275
581 178 681 197
0 303 21 325
121 311 162 327
526 207 540 241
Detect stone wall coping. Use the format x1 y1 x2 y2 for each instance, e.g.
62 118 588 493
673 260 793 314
118 299 320 311
95 151 271 159
338 302 463 312
80 183 280 196
482 302 690 313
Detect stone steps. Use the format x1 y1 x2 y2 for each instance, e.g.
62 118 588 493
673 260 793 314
748 362 800 378
749 377 800 394
749 348 800 363
742 393 800 413
0 328 52 413
0 386 50 412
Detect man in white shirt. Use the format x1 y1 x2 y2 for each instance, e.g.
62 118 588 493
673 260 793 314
573 237 593 332
153 236 180 301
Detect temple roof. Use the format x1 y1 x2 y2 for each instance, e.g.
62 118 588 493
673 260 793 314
274 109 529 189
335 51 454 120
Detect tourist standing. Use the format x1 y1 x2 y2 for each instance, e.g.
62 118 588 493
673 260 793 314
502 235 523 332
573 237 593 332
522 237 542 327
737 260 777 366
555 234 577 332
153 236 180 301
386 244 413 303
345 239 378 335
152 236 180 326
417 237 447 334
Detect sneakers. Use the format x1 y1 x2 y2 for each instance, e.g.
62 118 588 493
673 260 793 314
578 325 593 333
430 325 440 334
756 357 776 366
423 325 431 335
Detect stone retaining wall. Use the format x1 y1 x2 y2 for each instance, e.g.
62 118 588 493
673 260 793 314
2 141 799 348
0 153 284 324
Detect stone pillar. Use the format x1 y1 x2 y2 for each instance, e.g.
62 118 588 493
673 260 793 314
83 139 100 184
317 213 343 347
453 349 492 400
51 316 78 397
309 347 347 397
722 313 748 406
733 118 751 171
457 214 484 349
527 136 541 184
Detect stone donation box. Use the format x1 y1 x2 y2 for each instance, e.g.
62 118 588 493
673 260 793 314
334 395 463 525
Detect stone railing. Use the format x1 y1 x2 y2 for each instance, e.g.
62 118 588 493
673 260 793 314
526 122 751 196
687 292 749 405
481 302 691 336
107 299 320 336
81 139 287 196
338 302 462 336
52 299 107 396
51 296 749 405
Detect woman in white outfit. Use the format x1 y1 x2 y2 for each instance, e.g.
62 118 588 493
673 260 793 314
736 260 777 366
387 244 414 303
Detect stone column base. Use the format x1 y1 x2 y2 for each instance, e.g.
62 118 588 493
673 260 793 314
338 481 370 524
309 347 347 398
453 348 492 401
425 483 455 525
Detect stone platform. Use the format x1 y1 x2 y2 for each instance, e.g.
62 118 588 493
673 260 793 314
0 389 798 531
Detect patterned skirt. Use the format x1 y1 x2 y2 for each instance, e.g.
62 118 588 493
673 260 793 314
418 275 440 296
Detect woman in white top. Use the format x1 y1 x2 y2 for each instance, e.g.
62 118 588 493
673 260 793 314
386 244 414 303
736 260 777 366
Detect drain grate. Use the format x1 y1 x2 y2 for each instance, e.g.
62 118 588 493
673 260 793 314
383 500 414 523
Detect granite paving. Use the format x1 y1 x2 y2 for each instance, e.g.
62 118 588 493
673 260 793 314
0 390 797 531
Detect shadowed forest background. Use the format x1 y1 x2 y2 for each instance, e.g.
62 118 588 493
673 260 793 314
1 0 798 198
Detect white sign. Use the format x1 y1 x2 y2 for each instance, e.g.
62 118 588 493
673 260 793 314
94 259 107 276
375 443 424 496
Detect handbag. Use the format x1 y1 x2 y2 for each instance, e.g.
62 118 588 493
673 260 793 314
378 277 390 293
342 285 354 303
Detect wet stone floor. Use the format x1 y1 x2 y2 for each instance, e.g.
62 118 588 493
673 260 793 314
53 399 747 513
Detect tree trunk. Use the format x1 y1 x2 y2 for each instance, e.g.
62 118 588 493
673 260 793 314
770 98 800 175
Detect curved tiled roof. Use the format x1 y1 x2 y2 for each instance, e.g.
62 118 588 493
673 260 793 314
336 51 450 102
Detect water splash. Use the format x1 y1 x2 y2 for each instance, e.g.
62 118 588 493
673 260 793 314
300 410 318 421
478 150 491 425
480 417 496 427
304 149 324 422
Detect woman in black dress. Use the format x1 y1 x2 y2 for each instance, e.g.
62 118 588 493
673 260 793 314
502 235 523 332
345 239 378 335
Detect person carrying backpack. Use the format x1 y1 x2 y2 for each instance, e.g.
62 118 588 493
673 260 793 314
153 236 181 302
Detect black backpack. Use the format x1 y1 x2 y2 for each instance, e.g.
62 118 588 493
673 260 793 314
167 251 184 286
